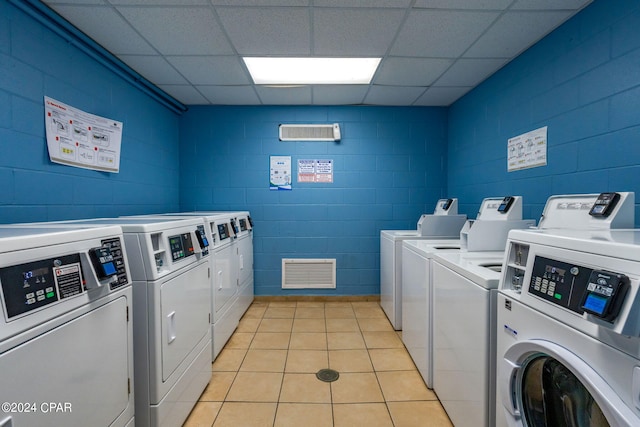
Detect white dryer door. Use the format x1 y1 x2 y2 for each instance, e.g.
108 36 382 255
161 260 210 381
499 340 638 427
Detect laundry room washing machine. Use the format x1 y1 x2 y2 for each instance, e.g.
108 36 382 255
402 195 534 389
497 227 640 427
380 198 467 330
28 217 213 427
0 225 134 427
232 211 254 318
430 192 633 427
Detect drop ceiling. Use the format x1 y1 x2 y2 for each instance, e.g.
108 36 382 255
42 0 592 107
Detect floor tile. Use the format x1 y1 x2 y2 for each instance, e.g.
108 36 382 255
257 318 293 333
242 305 267 319
325 307 356 318
295 301 326 307
350 301 382 309
274 403 333 427
225 372 283 402
328 349 374 373
199 372 236 401
324 301 353 308
289 332 327 350
330 372 384 403
292 318 326 332
268 301 297 308
353 307 387 319
357 317 395 331
294 307 325 318
212 348 247 372
376 370 437 401
285 350 329 373
264 307 296 318
362 331 404 349
333 403 394 427
387 401 453 426
212 402 277 427
369 348 417 371
327 332 366 350
239 349 287 372
279 373 332 403
184 401 223 427
224 332 254 349
249 332 291 350
236 317 261 333
326 318 360 332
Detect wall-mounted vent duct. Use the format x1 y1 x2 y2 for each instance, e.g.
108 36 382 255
282 258 336 289
279 124 341 141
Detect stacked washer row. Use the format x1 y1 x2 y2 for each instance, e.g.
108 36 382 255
0 211 254 427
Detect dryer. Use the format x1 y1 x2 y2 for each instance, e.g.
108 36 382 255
0 225 134 427
28 217 213 427
380 198 467 330
497 228 640 427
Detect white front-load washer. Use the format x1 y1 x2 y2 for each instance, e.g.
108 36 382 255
431 251 504 427
0 225 135 427
381 198 467 330
497 228 640 427
34 217 213 427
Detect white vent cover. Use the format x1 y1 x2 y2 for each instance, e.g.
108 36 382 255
279 124 341 141
282 258 336 289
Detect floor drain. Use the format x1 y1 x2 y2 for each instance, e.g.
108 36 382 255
316 368 340 383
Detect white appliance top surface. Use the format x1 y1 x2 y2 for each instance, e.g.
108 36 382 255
509 228 640 261
381 230 458 240
434 251 504 288
66 216 204 232
0 225 122 252
402 239 462 258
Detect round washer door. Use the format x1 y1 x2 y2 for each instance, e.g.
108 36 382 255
498 340 639 427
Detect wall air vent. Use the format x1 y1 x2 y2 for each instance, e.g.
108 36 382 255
279 124 341 142
282 258 337 289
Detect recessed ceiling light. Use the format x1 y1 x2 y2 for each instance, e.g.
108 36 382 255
243 57 381 85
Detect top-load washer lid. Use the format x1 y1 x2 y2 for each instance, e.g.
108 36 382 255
402 239 462 259
433 251 505 289
0 225 123 253
536 192 634 230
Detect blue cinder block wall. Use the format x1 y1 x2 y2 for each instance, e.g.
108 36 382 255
179 106 448 296
0 1 180 223
448 0 640 224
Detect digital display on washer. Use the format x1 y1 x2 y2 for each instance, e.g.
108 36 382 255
169 233 195 262
218 223 230 241
0 254 84 319
529 256 593 314
583 293 607 315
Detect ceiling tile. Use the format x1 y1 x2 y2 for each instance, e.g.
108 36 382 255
312 85 369 105
110 0 208 4
511 0 592 10
390 9 500 57
165 56 250 85
211 0 308 5
465 10 574 57
198 86 261 105
48 5 155 55
413 0 512 9
313 9 405 56
413 87 471 106
46 0 106 4
117 55 187 84
314 0 412 7
216 7 311 55
158 85 209 104
117 7 233 55
375 57 453 86
364 86 425 105
255 86 312 105
434 58 508 86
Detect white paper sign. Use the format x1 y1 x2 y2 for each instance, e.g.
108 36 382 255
297 159 333 183
270 155 292 190
45 96 123 173
507 126 547 172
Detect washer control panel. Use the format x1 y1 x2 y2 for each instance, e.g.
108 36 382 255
168 232 195 262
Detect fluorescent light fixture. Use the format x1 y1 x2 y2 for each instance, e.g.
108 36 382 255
243 57 381 85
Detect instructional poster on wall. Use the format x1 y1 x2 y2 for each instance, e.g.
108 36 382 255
297 159 334 183
44 96 123 173
507 126 547 172
270 155 292 190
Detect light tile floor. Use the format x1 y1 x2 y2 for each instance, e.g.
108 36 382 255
184 301 453 427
